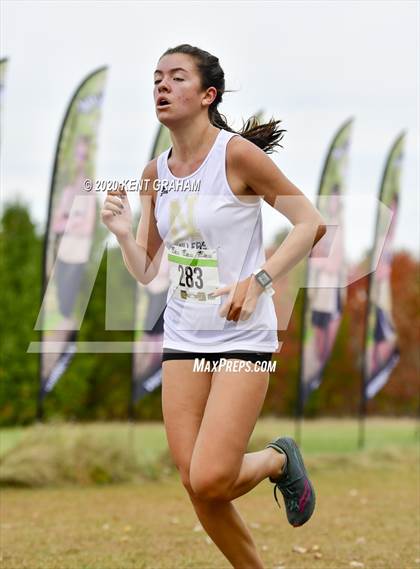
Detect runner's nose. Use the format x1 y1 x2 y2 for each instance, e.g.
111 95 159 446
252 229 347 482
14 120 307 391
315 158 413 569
157 80 170 94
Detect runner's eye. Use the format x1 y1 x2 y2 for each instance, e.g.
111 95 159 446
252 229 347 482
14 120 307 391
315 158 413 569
154 78 183 84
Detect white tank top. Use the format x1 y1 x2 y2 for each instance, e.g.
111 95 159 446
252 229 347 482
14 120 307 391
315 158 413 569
155 127 279 353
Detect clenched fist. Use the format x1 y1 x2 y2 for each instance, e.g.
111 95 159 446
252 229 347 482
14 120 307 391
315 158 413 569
101 185 132 239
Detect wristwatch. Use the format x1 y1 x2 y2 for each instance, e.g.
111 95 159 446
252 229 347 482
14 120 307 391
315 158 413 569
252 268 275 296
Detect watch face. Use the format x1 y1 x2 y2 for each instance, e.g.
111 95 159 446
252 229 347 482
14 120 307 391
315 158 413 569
257 270 272 286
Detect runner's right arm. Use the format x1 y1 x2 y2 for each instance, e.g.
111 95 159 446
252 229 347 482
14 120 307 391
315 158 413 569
102 159 164 285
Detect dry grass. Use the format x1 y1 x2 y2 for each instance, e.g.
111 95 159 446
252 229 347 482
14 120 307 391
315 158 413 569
1 438 419 568
0 423 151 487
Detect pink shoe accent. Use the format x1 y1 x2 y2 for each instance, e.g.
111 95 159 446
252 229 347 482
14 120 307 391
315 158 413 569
299 478 312 513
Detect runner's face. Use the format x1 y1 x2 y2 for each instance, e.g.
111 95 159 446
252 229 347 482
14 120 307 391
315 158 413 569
153 54 212 124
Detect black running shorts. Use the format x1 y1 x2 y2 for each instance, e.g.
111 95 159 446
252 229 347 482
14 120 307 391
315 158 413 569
161 348 273 364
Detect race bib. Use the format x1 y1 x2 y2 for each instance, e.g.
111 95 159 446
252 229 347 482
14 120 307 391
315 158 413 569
167 244 221 304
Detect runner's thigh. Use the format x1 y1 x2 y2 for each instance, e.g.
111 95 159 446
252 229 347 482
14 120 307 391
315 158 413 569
161 359 212 487
190 362 269 490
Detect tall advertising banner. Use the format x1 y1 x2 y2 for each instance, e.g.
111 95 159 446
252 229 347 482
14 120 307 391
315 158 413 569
362 134 404 401
37 67 108 416
0 58 8 148
298 119 352 411
131 124 171 408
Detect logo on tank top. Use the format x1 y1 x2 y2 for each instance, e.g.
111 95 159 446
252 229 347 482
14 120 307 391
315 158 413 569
169 196 199 243
158 178 201 195
167 196 221 304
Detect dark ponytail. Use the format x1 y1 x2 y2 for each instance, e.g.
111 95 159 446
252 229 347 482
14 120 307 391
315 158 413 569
160 44 286 154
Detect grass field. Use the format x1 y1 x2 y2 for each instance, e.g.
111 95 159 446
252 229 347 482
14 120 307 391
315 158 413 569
1 417 419 569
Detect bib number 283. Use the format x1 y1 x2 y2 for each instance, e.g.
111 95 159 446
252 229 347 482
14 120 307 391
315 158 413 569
167 244 221 305
178 264 204 290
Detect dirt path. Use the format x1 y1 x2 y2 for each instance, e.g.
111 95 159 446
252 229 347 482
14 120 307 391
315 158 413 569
1 452 419 569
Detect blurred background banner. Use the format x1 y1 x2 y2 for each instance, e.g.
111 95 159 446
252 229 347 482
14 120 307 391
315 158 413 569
298 119 353 411
131 123 171 408
0 57 8 148
362 133 404 401
36 67 108 410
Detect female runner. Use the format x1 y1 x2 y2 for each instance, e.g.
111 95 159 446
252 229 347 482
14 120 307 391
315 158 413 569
101 44 326 569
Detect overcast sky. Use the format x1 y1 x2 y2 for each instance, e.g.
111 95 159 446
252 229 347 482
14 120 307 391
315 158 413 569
1 0 418 262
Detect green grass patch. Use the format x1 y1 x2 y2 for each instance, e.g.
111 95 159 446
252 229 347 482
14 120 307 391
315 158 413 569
0 417 418 488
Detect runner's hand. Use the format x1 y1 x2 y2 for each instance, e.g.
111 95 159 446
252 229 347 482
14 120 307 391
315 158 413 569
101 185 132 238
210 276 264 322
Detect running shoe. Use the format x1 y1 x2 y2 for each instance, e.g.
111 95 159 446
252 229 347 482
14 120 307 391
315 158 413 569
265 436 316 527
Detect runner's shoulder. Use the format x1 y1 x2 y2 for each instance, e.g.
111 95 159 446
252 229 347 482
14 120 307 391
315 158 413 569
227 133 266 164
139 158 159 208
141 158 158 190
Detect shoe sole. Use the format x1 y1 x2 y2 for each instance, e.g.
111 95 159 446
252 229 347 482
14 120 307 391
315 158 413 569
268 436 316 527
